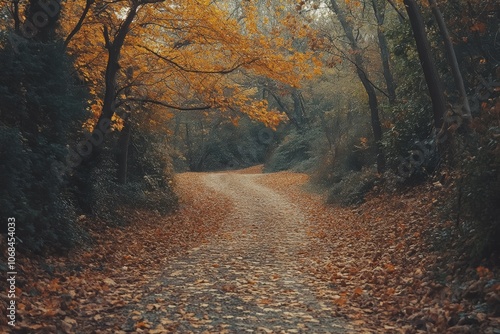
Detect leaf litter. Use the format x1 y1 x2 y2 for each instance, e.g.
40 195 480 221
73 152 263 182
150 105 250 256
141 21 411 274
260 171 500 333
0 167 498 333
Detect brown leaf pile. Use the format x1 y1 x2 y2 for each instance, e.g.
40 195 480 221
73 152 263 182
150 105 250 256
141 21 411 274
0 173 232 333
261 171 500 334
1 169 499 333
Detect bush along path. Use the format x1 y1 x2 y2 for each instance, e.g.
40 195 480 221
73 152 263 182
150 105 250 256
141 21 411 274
1 168 499 333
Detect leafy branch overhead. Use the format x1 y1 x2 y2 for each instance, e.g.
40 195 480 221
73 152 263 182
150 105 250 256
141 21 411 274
54 0 321 130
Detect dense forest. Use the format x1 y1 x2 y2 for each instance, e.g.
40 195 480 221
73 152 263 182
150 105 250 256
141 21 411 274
0 0 499 332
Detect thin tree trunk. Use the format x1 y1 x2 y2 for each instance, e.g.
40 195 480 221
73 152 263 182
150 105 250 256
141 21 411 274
266 89 301 130
427 0 471 118
97 5 138 127
173 116 181 147
403 0 447 129
11 0 21 32
292 89 304 126
330 0 385 172
378 31 396 104
371 0 396 104
196 120 206 171
185 123 194 170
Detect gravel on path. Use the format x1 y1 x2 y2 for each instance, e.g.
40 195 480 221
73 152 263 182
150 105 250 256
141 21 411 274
133 172 349 333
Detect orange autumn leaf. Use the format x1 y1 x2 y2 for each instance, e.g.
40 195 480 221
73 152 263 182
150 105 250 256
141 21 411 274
135 321 149 329
476 266 491 278
470 22 487 33
384 263 395 273
334 296 348 306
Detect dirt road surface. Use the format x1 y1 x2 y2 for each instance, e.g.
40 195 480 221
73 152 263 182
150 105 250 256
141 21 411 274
127 172 348 333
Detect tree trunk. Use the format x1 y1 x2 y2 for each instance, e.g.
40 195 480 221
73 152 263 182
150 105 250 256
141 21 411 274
403 0 447 129
81 5 138 165
266 88 301 130
372 0 397 104
117 118 131 184
12 0 21 33
185 123 194 170
427 0 471 118
292 89 305 126
97 5 138 128
330 0 385 172
378 30 396 104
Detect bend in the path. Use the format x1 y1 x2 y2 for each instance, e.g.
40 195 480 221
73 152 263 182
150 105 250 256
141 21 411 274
126 172 347 333
202 173 308 259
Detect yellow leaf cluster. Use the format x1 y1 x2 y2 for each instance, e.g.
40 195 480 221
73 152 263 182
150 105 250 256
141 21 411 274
54 0 320 128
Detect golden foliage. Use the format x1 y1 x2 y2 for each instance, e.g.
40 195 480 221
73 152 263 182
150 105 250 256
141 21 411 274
56 0 320 129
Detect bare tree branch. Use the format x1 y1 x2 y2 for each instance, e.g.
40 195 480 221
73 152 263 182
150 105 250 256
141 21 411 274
325 36 391 99
64 0 94 49
139 45 257 74
386 0 406 20
123 97 214 111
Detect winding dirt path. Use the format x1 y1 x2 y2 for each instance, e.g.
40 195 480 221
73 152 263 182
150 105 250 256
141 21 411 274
7 169 496 333
4 170 354 334
130 172 348 333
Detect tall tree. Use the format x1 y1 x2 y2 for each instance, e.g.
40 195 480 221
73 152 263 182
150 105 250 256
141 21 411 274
97 1 142 130
61 0 318 135
329 0 385 172
371 0 396 104
427 0 471 119
403 0 446 129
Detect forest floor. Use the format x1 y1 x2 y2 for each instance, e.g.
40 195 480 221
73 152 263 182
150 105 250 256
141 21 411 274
1 167 499 333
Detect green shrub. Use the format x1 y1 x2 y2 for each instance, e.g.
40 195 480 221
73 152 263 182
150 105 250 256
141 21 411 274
127 131 177 214
264 129 314 172
449 102 500 259
307 112 375 189
0 39 89 253
172 117 272 172
83 131 178 225
326 169 379 206
382 20 442 182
